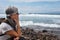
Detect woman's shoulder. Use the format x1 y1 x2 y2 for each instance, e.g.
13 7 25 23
0 22 11 28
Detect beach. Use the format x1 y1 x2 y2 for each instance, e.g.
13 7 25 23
21 25 60 40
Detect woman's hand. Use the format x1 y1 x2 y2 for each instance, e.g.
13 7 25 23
14 19 19 25
14 37 19 40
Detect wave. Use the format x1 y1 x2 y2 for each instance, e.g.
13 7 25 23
0 14 60 18
0 14 60 28
19 21 60 28
20 14 60 18
20 21 33 26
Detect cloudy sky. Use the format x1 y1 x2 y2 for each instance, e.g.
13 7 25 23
0 0 60 13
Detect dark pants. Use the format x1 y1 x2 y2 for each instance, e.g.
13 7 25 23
7 37 26 40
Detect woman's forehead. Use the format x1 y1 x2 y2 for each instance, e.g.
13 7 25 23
11 13 19 15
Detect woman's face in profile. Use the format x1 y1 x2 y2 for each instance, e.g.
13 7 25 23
10 13 19 20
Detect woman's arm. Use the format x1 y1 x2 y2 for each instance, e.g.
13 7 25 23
14 18 22 37
5 30 20 37
16 22 22 37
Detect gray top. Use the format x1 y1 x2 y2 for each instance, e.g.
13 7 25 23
0 22 13 40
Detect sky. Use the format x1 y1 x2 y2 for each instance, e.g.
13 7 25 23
0 0 60 14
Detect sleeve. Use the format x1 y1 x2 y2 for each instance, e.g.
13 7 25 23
0 27 2 35
1 22 13 34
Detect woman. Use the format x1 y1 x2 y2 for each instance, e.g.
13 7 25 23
0 7 23 40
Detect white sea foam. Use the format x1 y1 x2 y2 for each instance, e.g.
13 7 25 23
20 14 60 18
0 14 6 18
19 21 33 26
0 14 60 18
19 21 60 28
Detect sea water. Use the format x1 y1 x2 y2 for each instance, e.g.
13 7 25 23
0 14 60 35
0 14 60 28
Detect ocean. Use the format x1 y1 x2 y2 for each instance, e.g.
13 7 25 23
0 14 60 35
0 14 60 28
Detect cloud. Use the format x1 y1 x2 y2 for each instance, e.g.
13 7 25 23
0 4 9 13
19 6 48 13
0 0 60 13
0 4 60 13
7 0 60 3
16 6 60 13
0 5 5 12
